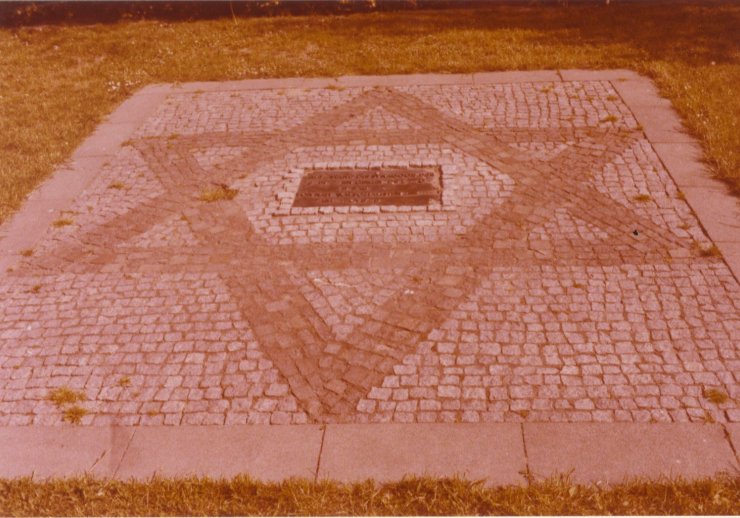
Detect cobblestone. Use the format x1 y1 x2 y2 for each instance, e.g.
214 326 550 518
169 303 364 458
0 79 737 425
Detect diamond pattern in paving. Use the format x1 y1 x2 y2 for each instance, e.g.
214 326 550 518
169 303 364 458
1 79 738 426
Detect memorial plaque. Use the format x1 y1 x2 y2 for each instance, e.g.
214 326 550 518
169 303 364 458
292 168 441 207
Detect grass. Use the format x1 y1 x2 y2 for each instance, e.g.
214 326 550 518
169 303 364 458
48 386 88 424
199 184 239 202
0 3 739 224
703 387 730 404
599 114 619 124
699 244 723 258
62 405 88 424
0 474 737 516
47 386 86 407
51 218 73 228
633 193 652 202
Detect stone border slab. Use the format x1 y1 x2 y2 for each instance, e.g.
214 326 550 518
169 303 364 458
524 423 738 484
472 70 561 84
115 425 323 480
681 185 740 243
715 241 740 283
317 423 526 485
1 424 737 483
103 88 171 125
558 69 640 82
651 143 716 188
727 424 740 459
0 426 134 478
166 71 563 94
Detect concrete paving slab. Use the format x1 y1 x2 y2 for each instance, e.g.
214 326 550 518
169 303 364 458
137 83 174 96
473 70 561 84
609 76 692 143
116 425 322 480
715 240 740 282
72 121 141 158
26 158 104 203
612 76 669 107
0 426 134 478
105 90 172 125
318 424 526 485
725 424 740 463
116 72 559 94
524 424 737 484
652 142 717 188
0 200 68 254
682 185 740 243
300 76 344 89
643 128 698 145
176 77 308 93
337 73 476 88
336 74 401 88
630 104 693 144
559 69 640 81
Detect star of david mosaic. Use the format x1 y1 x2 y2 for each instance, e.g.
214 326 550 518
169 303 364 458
20 87 698 423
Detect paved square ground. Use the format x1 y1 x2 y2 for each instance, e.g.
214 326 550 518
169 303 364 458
1 72 738 427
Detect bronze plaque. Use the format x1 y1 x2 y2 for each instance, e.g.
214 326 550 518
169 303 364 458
293 168 441 208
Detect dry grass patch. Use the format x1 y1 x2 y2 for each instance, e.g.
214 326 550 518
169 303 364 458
699 244 723 258
0 474 738 516
0 3 738 225
51 218 73 228
47 387 85 407
47 386 88 424
62 405 88 424
199 184 239 202
703 387 730 405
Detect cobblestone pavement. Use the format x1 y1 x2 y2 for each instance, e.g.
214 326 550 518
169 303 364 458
1 79 738 426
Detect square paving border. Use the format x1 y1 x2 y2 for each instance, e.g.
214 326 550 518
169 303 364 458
316 423 525 485
1 70 739 484
0 423 737 484
523 423 738 484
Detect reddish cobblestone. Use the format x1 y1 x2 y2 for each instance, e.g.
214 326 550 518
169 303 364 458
0 79 738 425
